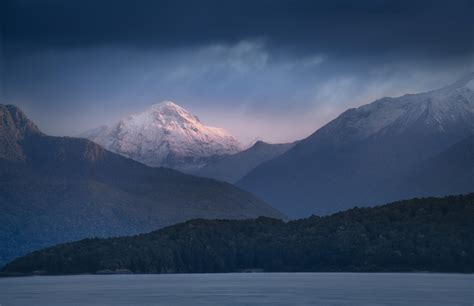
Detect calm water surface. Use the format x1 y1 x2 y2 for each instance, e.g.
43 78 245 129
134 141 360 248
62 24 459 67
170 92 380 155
0 273 473 305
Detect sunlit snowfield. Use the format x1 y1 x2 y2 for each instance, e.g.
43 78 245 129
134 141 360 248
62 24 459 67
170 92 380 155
0 273 473 305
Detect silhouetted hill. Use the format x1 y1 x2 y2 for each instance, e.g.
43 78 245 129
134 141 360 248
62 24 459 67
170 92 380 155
3 194 473 275
195 140 297 183
0 105 285 267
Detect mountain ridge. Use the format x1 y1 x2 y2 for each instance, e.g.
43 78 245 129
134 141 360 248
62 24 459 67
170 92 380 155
0 104 284 267
238 74 474 217
194 140 297 183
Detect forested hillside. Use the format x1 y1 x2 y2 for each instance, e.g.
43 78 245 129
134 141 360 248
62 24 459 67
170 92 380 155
3 194 473 275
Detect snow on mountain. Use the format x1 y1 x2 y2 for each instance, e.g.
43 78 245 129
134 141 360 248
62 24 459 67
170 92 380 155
237 73 474 217
81 101 243 171
316 73 474 144
0 104 285 266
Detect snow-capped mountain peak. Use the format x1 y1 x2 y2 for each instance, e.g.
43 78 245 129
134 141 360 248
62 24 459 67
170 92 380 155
81 101 242 172
133 101 234 139
146 101 200 124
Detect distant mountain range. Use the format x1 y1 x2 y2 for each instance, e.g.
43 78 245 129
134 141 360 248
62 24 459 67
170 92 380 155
237 74 474 217
4 194 473 275
0 104 284 266
81 101 242 172
194 140 297 183
2 74 473 267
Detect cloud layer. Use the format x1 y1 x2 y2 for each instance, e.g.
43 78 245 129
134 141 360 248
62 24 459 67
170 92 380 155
2 0 473 143
4 0 473 58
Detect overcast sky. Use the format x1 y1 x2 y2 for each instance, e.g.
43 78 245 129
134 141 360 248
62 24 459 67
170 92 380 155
1 0 473 144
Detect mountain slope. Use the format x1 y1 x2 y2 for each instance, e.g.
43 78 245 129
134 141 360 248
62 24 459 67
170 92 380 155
3 194 473 274
195 140 297 183
81 101 242 172
0 104 284 266
0 104 43 161
238 74 474 217
400 135 474 198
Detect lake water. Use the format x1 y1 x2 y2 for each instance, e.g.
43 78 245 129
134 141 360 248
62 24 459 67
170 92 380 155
0 273 473 305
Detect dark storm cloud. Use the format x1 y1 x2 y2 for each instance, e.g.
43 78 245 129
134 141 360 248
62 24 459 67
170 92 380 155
1 0 473 143
3 0 473 58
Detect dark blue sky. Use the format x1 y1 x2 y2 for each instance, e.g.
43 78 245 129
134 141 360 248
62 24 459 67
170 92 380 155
1 0 473 143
